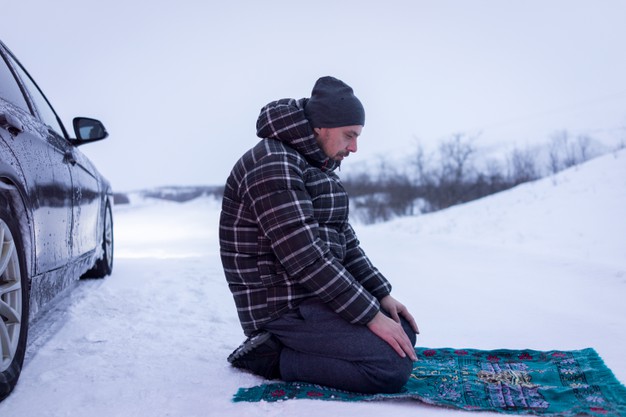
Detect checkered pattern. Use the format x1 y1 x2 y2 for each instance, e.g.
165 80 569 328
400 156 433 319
220 98 391 336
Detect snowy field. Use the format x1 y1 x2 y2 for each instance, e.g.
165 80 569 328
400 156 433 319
1 150 624 417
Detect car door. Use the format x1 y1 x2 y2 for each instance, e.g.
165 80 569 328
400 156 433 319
0 47 75 273
0 109 74 274
62 142 101 257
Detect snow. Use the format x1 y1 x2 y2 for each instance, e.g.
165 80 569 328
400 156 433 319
1 150 625 417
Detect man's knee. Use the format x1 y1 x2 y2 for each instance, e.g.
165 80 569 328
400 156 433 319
363 355 414 394
400 317 417 346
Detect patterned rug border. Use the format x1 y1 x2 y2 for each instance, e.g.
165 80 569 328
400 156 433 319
233 347 626 417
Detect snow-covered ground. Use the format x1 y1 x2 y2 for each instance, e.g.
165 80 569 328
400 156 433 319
1 150 625 417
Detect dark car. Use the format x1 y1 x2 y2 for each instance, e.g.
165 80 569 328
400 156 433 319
0 40 114 400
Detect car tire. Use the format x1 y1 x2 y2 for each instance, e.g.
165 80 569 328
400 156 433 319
83 202 113 278
0 204 30 402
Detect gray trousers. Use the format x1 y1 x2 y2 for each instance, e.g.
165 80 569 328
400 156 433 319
262 298 417 394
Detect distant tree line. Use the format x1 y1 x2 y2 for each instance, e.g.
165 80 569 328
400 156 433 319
111 130 624 225
113 186 224 205
344 130 623 224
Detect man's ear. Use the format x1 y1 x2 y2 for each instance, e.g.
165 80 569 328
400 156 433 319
313 127 326 137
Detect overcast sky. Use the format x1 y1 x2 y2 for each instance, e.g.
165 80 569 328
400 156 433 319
3 0 626 191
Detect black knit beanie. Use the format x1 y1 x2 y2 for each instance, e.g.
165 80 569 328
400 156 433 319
304 76 365 128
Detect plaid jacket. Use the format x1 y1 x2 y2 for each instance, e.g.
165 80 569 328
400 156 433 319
219 98 392 336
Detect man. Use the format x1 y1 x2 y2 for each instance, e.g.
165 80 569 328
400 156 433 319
219 76 419 394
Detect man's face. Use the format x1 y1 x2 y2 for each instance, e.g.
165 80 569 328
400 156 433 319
314 125 362 161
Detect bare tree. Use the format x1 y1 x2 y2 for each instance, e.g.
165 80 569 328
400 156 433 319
507 146 540 185
438 133 477 184
548 130 596 174
409 139 430 186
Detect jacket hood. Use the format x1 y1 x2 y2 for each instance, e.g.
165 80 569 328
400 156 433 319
256 98 339 171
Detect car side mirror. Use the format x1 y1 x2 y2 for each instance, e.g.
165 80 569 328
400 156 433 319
72 117 108 145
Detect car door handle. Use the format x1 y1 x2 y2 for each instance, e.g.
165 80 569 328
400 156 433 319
0 111 24 135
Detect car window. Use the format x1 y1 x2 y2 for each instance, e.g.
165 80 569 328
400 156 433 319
0 52 30 112
4 53 67 138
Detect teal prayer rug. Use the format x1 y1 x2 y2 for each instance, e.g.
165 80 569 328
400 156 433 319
233 347 626 417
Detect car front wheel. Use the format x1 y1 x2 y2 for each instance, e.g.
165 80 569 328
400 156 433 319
0 207 29 401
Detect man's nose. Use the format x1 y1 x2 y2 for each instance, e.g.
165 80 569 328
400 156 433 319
347 139 358 153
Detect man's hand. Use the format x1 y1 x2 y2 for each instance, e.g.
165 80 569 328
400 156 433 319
380 295 419 334
367 296 418 361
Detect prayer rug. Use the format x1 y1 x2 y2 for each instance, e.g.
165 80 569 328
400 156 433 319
233 347 626 417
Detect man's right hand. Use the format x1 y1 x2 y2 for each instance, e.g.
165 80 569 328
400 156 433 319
366 312 417 361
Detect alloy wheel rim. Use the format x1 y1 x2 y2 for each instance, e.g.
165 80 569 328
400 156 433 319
0 220 21 372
